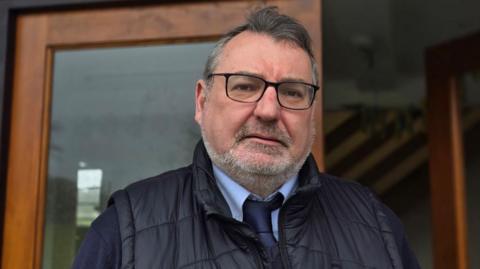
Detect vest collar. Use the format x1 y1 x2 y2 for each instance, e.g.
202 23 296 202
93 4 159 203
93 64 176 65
191 140 324 217
192 141 232 217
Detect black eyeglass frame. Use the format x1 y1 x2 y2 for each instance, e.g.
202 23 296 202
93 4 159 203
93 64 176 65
207 73 320 110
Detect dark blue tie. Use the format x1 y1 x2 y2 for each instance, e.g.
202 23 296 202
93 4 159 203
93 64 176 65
242 193 284 248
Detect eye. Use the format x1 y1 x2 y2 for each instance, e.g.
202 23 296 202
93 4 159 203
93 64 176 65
279 85 306 99
285 89 304 98
231 82 258 92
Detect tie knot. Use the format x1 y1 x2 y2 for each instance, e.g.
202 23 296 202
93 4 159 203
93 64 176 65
242 193 284 248
244 192 284 213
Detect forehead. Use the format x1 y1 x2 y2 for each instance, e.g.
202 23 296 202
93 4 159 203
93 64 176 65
215 32 312 82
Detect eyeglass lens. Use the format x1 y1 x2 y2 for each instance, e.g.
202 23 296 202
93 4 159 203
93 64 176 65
226 75 314 109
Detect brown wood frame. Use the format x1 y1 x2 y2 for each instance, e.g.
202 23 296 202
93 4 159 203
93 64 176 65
2 1 323 268
425 31 480 269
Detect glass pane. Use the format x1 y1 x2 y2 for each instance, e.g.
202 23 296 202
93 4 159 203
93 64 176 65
460 69 480 269
322 1 434 267
42 42 215 269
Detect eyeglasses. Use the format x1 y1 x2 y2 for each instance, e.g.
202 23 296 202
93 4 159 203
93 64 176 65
207 73 319 110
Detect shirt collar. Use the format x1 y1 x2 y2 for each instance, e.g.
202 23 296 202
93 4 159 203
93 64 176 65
212 164 298 221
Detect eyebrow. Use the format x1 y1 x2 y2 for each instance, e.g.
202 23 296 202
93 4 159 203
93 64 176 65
233 71 310 84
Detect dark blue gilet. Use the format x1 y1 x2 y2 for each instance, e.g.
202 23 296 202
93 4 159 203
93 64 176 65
109 141 403 269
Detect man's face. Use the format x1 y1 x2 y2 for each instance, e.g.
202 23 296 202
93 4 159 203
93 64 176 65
195 32 316 182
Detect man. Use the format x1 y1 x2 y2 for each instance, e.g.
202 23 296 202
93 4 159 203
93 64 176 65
73 7 420 269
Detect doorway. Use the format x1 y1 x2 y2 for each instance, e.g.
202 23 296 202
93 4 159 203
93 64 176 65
2 2 322 268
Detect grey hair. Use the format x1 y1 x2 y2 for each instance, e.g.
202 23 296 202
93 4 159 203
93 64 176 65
203 6 318 87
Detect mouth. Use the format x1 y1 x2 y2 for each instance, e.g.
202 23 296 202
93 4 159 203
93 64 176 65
242 134 288 147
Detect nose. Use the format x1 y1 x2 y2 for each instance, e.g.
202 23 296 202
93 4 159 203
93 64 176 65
253 86 280 121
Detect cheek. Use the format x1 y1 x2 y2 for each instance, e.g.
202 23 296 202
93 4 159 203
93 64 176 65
202 100 250 148
217 111 249 140
285 113 314 148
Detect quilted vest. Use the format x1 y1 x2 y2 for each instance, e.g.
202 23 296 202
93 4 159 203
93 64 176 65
109 141 403 269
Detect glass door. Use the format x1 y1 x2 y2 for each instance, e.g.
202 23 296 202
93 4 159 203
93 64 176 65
43 43 214 269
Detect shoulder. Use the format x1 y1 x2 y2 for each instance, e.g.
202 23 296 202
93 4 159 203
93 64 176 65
315 173 420 268
378 202 421 268
319 172 369 190
316 173 399 220
72 206 121 269
118 165 195 206
316 173 377 205
109 165 197 230
90 205 121 242
313 173 397 231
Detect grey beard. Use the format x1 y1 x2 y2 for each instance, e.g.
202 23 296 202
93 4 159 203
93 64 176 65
202 126 312 198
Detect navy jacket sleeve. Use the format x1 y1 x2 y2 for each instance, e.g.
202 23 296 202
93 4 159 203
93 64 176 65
382 204 422 269
71 205 122 269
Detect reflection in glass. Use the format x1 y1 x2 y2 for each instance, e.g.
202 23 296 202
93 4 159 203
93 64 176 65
460 70 480 269
76 169 103 227
42 42 214 269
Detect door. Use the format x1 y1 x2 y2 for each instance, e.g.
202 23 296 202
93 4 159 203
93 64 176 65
2 2 322 268
425 30 480 269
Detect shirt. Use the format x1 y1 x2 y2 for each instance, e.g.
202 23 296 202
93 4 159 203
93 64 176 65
212 164 298 240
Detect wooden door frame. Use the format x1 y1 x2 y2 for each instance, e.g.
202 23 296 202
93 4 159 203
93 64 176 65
425 30 480 269
2 2 323 268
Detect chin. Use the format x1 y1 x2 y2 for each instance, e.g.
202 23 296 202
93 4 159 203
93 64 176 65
232 151 291 174
240 152 283 164
235 140 288 157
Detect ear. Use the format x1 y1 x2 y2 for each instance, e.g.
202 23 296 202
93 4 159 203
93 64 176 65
194 79 207 125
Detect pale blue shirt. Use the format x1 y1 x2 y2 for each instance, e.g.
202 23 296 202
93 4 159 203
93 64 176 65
212 164 298 240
